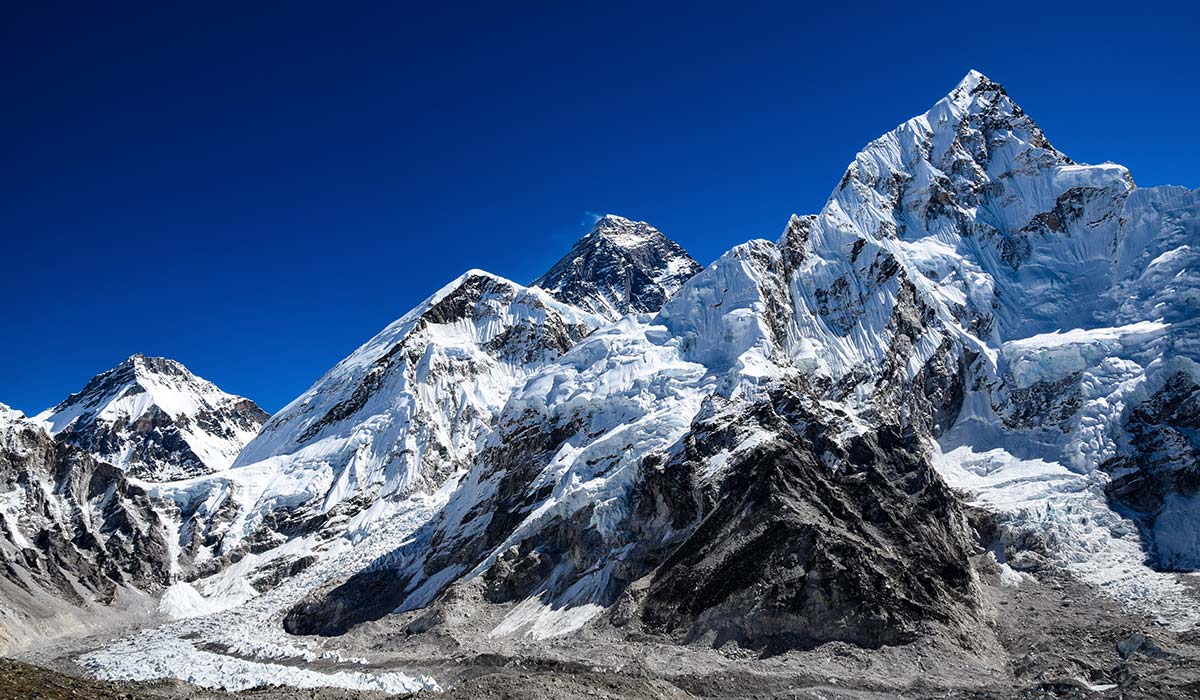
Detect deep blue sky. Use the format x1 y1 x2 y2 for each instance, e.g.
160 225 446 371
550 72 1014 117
3 2 1197 414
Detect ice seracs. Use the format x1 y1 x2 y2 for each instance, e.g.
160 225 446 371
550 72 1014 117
36 354 267 480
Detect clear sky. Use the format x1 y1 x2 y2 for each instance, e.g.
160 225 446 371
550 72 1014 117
3 1 1197 414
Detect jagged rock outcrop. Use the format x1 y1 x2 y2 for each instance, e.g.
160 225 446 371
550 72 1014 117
534 214 702 320
0 404 173 649
636 400 977 652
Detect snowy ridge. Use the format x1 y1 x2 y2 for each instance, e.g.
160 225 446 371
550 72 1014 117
35 354 267 480
215 271 604 546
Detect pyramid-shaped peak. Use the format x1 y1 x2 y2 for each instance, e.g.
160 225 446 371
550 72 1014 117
584 214 670 248
35 354 267 479
122 353 191 378
954 69 987 93
941 69 1009 110
535 215 702 319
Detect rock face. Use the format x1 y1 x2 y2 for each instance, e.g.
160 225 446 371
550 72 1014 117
635 399 977 653
1104 371 1200 571
0 404 173 649
534 215 702 320
36 354 267 481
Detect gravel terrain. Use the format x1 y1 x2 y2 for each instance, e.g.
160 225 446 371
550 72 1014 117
8 555 1199 700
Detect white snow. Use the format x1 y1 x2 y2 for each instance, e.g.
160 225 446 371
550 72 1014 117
82 635 437 694
34 355 263 476
80 487 451 693
934 444 1200 628
157 580 256 620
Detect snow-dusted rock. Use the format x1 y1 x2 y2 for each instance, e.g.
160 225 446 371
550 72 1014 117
534 214 702 320
0 403 174 651
36 354 267 480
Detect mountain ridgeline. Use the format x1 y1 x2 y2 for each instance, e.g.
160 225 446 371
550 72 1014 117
2 71 1199 697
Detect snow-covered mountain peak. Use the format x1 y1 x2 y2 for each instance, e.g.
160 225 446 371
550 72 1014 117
944 68 991 105
0 402 22 423
584 213 656 246
35 355 268 480
228 269 604 532
953 68 986 89
534 215 702 319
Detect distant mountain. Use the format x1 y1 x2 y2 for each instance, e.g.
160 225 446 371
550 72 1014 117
36 354 267 480
533 214 702 319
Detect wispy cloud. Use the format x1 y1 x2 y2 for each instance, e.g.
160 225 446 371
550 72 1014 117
581 211 603 226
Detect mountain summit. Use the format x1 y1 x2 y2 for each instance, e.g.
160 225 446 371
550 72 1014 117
36 354 267 480
533 214 702 319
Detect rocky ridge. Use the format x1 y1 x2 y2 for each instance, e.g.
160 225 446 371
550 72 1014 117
534 214 702 319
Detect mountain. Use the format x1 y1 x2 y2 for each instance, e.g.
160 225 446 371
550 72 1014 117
0 403 173 651
283 70 1200 649
10 72 1200 697
36 354 268 481
533 214 702 319
144 271 605 586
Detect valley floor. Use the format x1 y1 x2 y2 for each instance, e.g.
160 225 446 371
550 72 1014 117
6 555 1200 700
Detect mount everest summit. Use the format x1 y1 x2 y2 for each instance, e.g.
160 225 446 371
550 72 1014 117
533 214 703 319
3 71 1200 698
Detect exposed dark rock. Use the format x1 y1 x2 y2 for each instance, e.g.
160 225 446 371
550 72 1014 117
635 398 978 653
534 215 702 318
1103 371 1200 571
0 412 173 610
